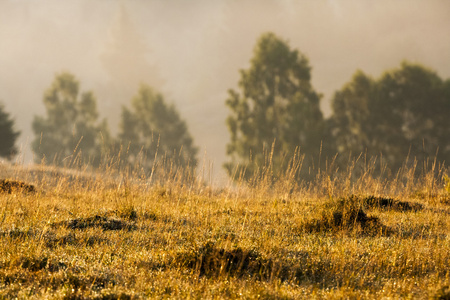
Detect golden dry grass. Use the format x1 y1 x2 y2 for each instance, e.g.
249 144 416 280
0 159 449 299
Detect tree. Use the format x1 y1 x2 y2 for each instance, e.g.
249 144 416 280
327 71 374 166
0 103 20 160
117 85 198 173
225 32 324 180
329 62 450 172
32 73 111 167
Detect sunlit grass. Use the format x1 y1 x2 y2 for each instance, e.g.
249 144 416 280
0 156 449 299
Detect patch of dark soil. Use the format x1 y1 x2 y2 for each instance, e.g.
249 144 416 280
15 256 67 272
174 242 286 280
212 231 237 242
93 293 133 300
0 228 38 239
437 195 450 205
434 285 450 300
141 211 158 221
83 235 109 246
61 291 132 300
43 231 77 248
302 196 391 235
362 195 423 211
0 179 36 194
136 260 167 271
1 270 36 286
173 241 330 283
52 215 137 231
115 207 138 221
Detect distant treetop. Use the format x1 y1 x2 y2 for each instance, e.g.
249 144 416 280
0 103 20 160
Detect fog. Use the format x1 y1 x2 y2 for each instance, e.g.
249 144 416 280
1 0 449 181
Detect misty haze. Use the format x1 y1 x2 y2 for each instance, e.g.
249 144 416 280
1 0 450 182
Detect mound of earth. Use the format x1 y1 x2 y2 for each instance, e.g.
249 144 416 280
362 195 424 211
52 215 137 231
0 179 36 194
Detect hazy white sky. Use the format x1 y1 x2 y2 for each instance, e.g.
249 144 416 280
1 0 449 181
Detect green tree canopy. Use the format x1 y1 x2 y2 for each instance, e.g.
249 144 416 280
0 103 20 160
225 32 324 180
327 71 374 163
32 73 111 167
118 85 198 173
329 62 450 172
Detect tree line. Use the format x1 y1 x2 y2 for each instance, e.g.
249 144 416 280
0 73 198 177
1 32 449 181
225 33 450 180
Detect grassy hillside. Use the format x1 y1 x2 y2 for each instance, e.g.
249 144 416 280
0 161 449 299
